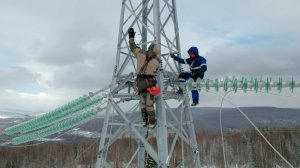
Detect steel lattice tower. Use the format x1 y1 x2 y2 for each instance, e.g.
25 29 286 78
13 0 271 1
95 0 201 167
1 1 299 167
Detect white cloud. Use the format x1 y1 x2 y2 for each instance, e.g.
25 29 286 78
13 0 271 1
0 0 299 114
0 89 62 114
5 89 55 99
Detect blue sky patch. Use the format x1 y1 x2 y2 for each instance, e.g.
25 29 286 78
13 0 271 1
228 34 272 45
14 83 42 94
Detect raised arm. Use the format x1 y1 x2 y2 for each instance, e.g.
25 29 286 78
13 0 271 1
128 28 142 57
170 53 191 65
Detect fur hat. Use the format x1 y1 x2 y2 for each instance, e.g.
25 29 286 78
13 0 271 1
148 43 157 51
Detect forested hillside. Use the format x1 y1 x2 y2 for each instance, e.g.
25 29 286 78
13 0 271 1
1 127 299 168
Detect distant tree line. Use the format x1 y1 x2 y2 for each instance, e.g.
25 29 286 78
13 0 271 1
1 127 299 168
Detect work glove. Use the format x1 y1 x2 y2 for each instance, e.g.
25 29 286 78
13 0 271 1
128 28 135 38
170 53 176 59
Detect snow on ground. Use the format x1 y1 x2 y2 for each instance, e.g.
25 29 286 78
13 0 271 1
0 115 8 119
76 165 243 168
40 138 64 142
67 128 100 138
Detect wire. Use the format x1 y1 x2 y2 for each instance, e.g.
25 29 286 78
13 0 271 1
219 91 232 168
180 104 185 167
209 90 295 168
227 99 294 168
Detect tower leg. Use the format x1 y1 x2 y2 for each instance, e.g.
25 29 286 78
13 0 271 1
183 86 201 167
153 0 169 167
137 127 146 168
95 101 113 167
137 0 148 167
95 0 201 167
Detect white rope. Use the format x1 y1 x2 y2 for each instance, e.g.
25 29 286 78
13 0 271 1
180 105 185 167
227 99 294 168
209 90 295 168
219 91 232 168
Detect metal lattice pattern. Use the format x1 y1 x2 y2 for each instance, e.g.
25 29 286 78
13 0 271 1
4 0 299 167
95 0 201 167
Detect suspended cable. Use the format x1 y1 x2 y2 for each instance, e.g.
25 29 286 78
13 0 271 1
219 91 232 168
209 90 295 168
180 105 185 167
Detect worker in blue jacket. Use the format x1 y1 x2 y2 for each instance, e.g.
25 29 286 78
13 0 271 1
171 47 207 106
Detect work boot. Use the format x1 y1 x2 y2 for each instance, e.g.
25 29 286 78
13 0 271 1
191 102 199 106
148 119 157 129
143 119 149 127
176 88 183 94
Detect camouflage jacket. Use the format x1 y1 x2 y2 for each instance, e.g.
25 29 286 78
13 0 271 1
129 38 160 76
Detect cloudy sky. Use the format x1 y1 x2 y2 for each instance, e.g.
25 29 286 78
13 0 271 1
0 0 299 115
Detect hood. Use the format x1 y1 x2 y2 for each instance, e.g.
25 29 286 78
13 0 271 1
188 47 199 56
147 43 158 57
147 50 157 58
148 43 156 51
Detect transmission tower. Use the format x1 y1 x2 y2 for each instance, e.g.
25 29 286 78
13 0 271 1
3 0 300 167
95 0 201 167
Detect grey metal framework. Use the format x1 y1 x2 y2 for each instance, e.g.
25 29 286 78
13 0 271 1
95 0 201 167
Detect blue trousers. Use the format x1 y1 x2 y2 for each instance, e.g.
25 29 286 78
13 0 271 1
178 72 199 103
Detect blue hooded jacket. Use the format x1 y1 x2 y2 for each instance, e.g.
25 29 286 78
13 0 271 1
174 47 207 76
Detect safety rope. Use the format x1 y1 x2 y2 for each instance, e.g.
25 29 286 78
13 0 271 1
219 91 232 168
210 90 295 168
180 104 185 167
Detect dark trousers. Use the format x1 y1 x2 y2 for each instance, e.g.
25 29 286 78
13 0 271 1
139 92 156 124
136 76 156 124
178 72 200 103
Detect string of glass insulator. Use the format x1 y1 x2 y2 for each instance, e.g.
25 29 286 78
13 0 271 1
5 96 102 135
186 77 299 93
10 109 98 145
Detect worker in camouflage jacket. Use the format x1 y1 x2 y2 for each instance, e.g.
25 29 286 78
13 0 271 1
128 28 160 127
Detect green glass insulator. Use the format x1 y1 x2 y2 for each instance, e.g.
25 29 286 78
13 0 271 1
242 78 248 93
186 78 193 90
232 77 238 93
95 96 102 103
265 77 272 93
205 79 210 91
223 78 228 92
214 79 219 92
253 78 258 93
90 98 96 104
195 78 202 91
277 77 283 93
290 78 295 93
